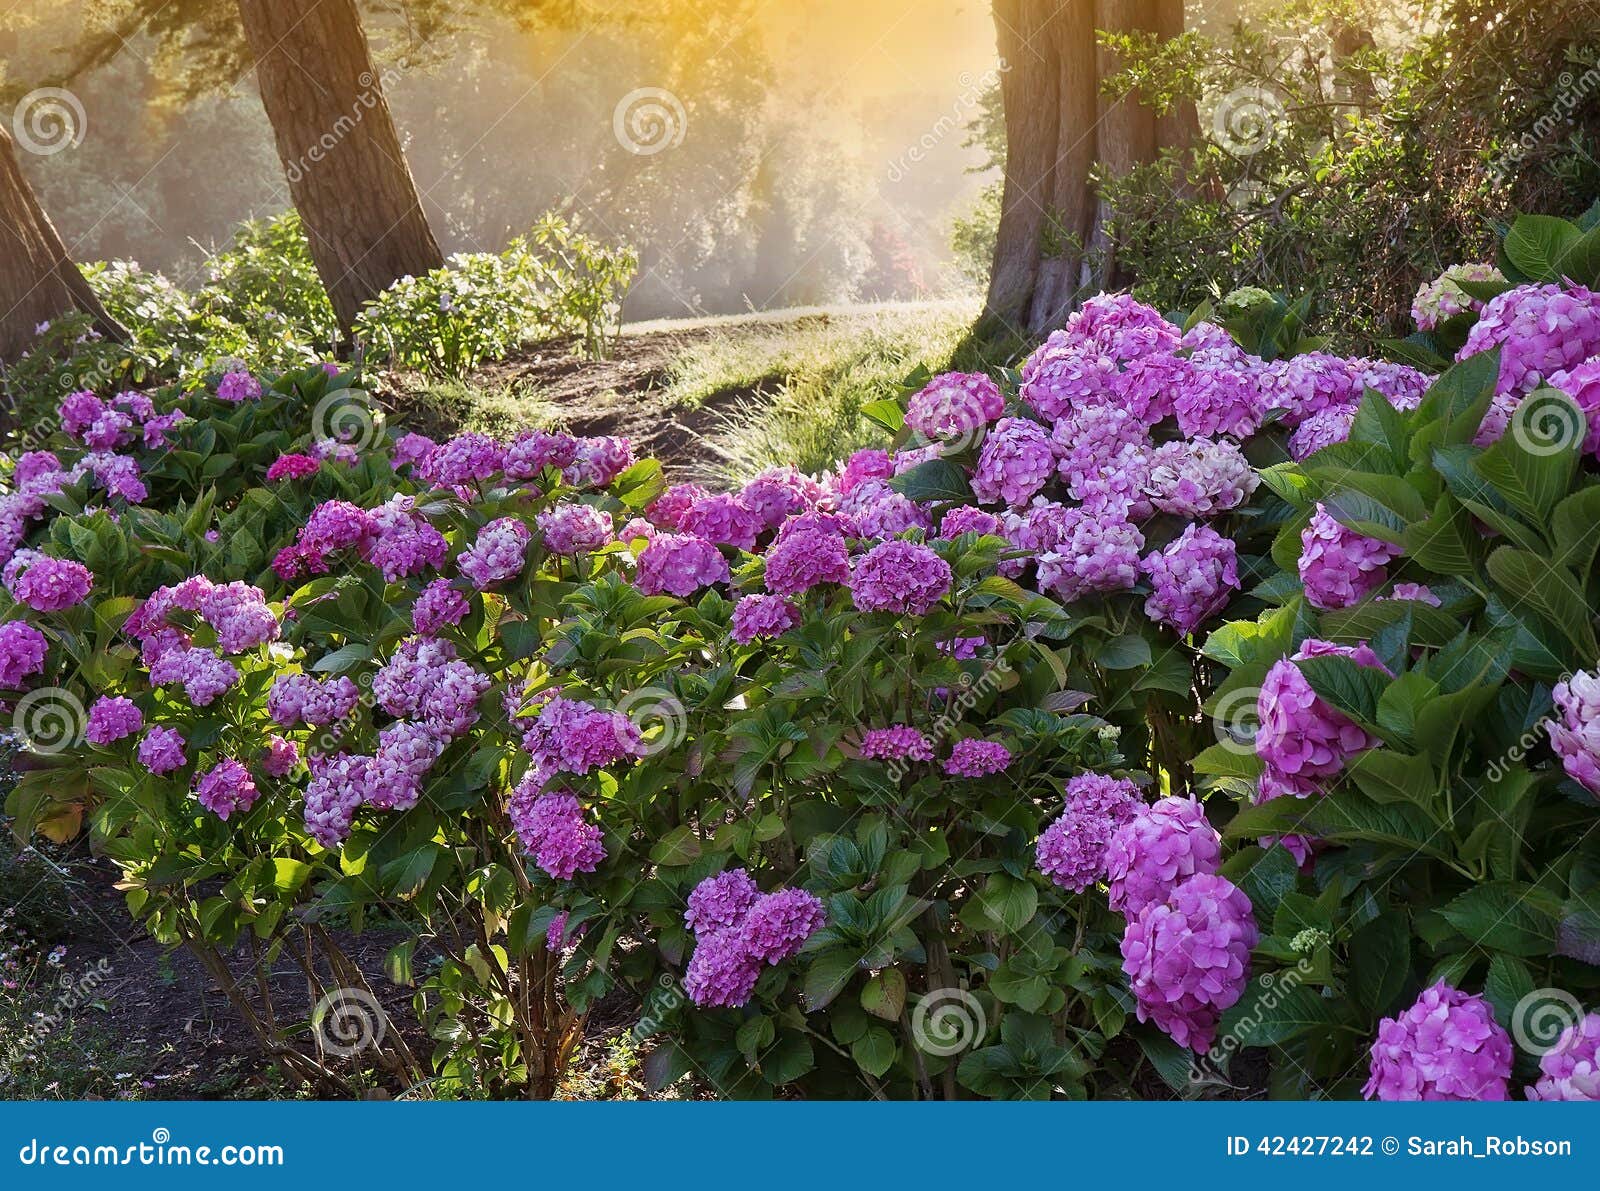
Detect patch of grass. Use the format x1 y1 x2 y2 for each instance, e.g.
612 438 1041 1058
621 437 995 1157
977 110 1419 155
701 300 1003 482
391 378 563 441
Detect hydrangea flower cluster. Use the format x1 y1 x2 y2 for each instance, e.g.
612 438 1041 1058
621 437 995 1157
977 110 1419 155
904 372 1004 441
730 594 800 643
268 673 361 727
634 533 730 598
1255 639 1386 790
1363 982 1513 1101
971 417 1056 506
518 694 642 784
3 551 92 612
763 521 851 595
370 637 489 740
412 579 470 636
195 758 259 822
138 726 186 775
536 503 614 555
1411 263 1504 331
1298 503 1403 610
457 517 531 589
943 738 1012 777
1036 773 1143 892
0 620 46 687
1546 359 1600 459
1526 1013 1600 1100
86 696 143 745
1036 508 1142 603
1550 670 1600 796
1141 524 1239 635
849 540 951 615
1104 796 1223 917
1120 873 1258 1052
508 785 606 879
682 869 825 1008
1458 282 1600 396
858 725 935 762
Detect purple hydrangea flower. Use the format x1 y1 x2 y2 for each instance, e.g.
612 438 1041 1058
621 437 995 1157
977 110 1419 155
508 786 606 879
905 372 1004 441
634 533 730 598
1037 774 1144 892
196 758 259 822
1551 670 1600 796
763 524 850 596
1121 873 1258 1052
944 738 1012 777
1104 797 1222 917
1255 639 1385 782
138 726 186 775
85 696 143 745
731 594 800 643
1363 982 1512 1101
0 620 46 688
1457 282 1600 396
412 579 470 636
740 888 826 965
683 928 761 1008
1527 1013 1600 1101
457 517 531 589
537 503 615 555
3 551 92 612
685 868 761 935
1298 503 1402 610
849 540 951 615
859 725 934 762
1141 524 1239 635
970 417 1056 507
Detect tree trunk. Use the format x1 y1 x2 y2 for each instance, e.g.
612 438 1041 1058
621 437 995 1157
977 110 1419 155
0 125 124 362
237 0 443 333
984 0 1176 336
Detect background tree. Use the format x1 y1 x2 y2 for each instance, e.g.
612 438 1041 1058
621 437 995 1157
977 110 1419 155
0 123 123 361
235 0 444 332
985 0 1182 335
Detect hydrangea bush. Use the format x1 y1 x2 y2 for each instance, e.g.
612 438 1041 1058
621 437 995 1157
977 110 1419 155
9 211 1600 1101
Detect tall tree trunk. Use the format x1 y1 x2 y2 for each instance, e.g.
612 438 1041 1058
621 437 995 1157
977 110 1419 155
0 125 124 362
237 0 443 333
984 0 1176 335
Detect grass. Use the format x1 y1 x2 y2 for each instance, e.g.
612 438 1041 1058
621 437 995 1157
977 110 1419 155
682 300 1002 482
390 377 564 441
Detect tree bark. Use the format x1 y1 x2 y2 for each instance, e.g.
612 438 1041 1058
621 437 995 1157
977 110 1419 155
0 124 124 362
984 0 1177 335
237 0 443 333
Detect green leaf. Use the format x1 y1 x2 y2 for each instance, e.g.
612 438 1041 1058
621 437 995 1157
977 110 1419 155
1502 214 1581 281
803 950 859 1012
1483 954 1536 1030
1295 654 1386 727
860 398 906 435
1219 980 1346 1047
647 825 703 866
966 874 1038 935
1438 882 1562 957
860 968 907 1021
1345 749 1437 810
311 643 370 673
1485 547 1598 657
1476 390 1582 521
1348 911 1411 1016
888 457 972 504
1097 633 1152 670
851 1027 897 1078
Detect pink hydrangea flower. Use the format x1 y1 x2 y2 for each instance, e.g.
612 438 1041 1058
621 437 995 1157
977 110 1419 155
3 551 92 612
1551 670 1600 796
1052 404 1150 498
1380 582 1441 606
1412 263 1503 331
364 496 449 582
85 696 143 745
1105 797 1222 917
648 483 709 531
508 786 606 879
1288 402 1358 460
1527 1013 1600 1100
261 734 299 778
685 869 761 935
303 752 370 847
147 647 239 706
1121 873 1258 1052
216 371 262 403
1019 339 1116 419
457 517 531 589
268 673 361 727
944 738 1011 777
1546 359 1600 458
837 478 929 541
1256 639 1385 781
680 492 761 551
905 372 1004 441
1363 982 1512 1101
1036 508 1143 603
859 725 934 761
266 453 321 482
1142 524 1239 635
739 467 820 529
371 637 488 740
849 540 951 615
138 726 186 775
537 503 615 555
412 579 470 636
518 694 642 779
0 620 46 687
838 448 893 494
197 581 279 653
1144 439 1258 517
504 430 576 481
763 524 850 596
937 506 1003 540
1037 773 1144 892
683 928 761 1008
1457 282 1600 395
731 594 800 643
970 417 1056 507
634 533 730 598
1298 503 1403 610
195 758 259 821
563 436 634 488
740 889 825 965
